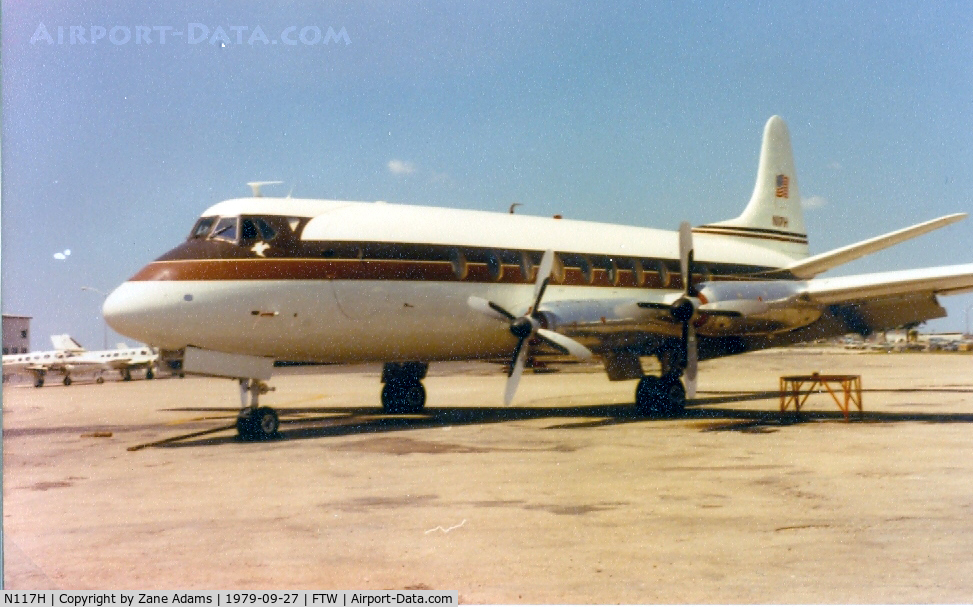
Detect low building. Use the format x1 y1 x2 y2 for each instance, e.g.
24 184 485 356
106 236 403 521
2 314 32 354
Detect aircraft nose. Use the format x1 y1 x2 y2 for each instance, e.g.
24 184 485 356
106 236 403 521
103 282 140 336
103 281 166 344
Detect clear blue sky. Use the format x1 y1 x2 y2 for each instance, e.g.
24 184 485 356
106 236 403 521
3 1 972 350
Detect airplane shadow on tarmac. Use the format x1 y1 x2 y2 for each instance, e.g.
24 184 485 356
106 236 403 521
152 386 973 449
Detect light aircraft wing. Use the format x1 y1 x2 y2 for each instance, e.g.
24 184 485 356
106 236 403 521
100 358 135 370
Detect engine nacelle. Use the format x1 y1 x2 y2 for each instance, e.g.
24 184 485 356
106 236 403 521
694 280 820 335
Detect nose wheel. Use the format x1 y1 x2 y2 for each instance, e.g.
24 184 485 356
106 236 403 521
237 406 280 440
236 378 278 440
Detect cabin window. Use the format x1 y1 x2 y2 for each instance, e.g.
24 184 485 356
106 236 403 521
450 249 468 280
486 252 504 281
578 256 594 284
520 252 535 282
188 216 217 239
605 259 620 286
210 217 239 243
631 259 646 287
656 261 671 287
550 253 566 283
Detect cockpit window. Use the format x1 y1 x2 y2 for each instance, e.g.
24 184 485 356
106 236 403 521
210 217 238 243
240 217 277 242
189 216 217 239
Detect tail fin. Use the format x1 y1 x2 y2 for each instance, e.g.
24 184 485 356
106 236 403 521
695 116 809 260
51 334 85 352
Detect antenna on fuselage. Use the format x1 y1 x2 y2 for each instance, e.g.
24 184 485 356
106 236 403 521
247 181 284 198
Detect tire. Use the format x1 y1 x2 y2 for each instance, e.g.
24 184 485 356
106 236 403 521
661 377 686 417
146 369 155 380
634 375 661 416
635 375 686 417
252 407 279 439
236 407 279 441
34 378 45 388
382 379 426 414
63 376 72 386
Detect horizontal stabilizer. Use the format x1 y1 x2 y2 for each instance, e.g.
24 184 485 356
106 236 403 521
804 263 973 304
785 213 966 278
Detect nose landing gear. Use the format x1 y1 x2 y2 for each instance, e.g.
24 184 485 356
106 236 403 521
236 378 278 440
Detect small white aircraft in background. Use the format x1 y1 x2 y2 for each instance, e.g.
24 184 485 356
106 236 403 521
2 336 159 386
102 116 973 440
3 335 85 386
65 342 160 383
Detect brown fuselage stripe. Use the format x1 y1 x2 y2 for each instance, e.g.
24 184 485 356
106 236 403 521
695 224 807 238
692 227 808 245
131 258 780 288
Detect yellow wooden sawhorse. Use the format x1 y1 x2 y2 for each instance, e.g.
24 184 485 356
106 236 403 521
779 372 863 420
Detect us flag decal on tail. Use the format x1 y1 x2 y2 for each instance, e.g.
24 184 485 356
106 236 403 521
775 174 789 198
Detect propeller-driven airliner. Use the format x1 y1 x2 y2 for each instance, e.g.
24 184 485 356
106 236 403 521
102 116 973 440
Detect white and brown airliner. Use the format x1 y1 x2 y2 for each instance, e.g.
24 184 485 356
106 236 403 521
103 116 973 440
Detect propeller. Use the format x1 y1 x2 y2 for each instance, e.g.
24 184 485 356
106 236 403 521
468 250 594 405
673 222 699 398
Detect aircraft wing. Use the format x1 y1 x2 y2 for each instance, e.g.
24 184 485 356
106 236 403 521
106 359 155 370
803 263 973 304
100 358 136 370
532 262 973 373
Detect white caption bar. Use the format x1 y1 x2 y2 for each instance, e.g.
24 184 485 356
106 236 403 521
2 592 458 607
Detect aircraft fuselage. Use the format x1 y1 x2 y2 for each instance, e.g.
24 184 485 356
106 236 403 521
104 198 815 363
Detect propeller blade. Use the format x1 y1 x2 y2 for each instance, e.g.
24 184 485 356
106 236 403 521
679 221 693 294
532 250 555 311
537 328 594 361
504 340 530 405
685 323 698 399
467 295 516 322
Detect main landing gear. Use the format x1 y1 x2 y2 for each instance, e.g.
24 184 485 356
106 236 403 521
236 378 279 441
634 349 689 417
381 362 428 414
635 374 686 417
